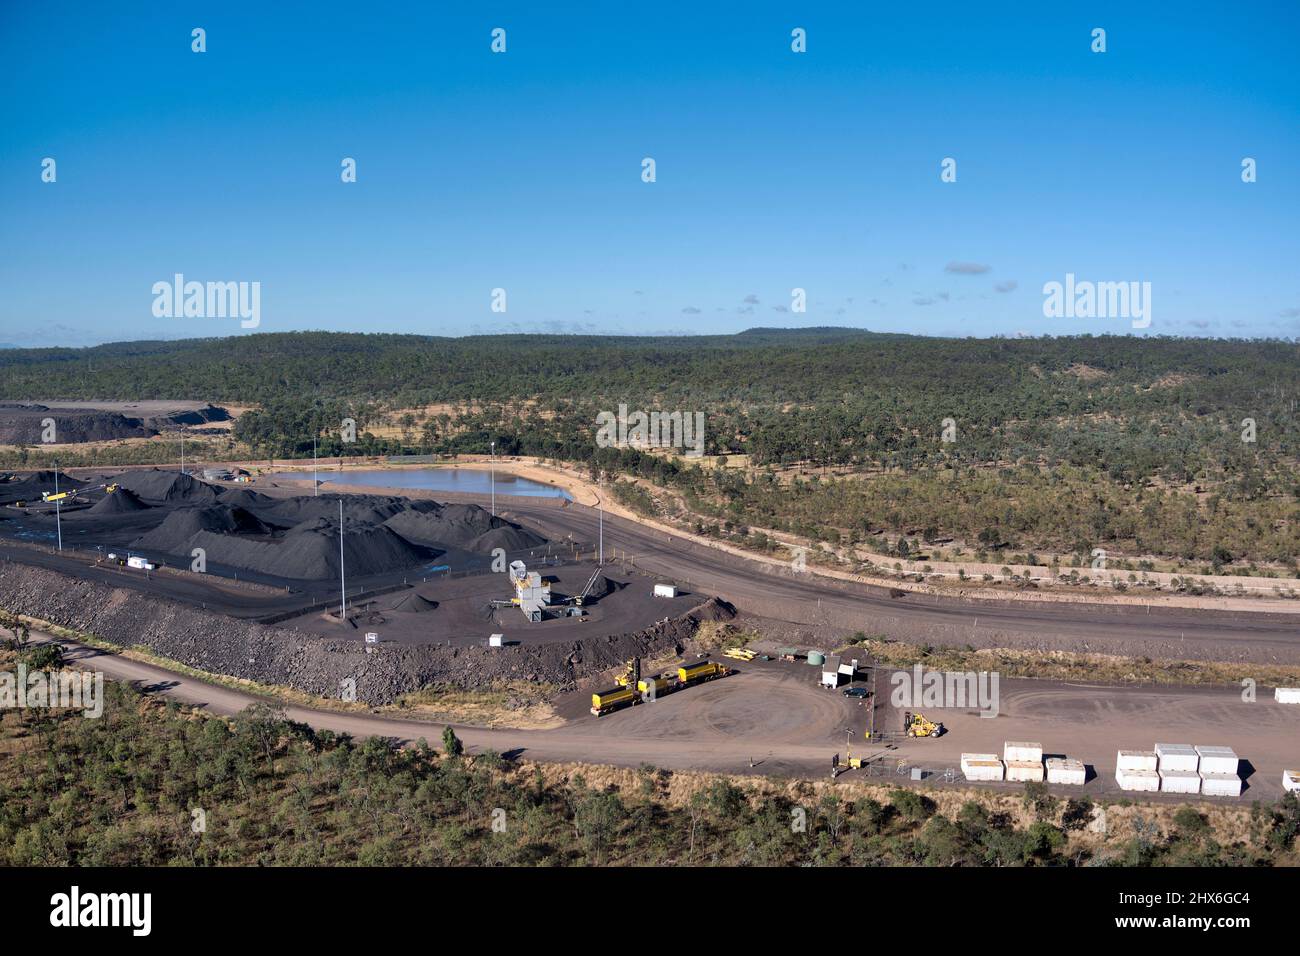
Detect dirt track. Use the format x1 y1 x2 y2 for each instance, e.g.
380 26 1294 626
47 632 1300 801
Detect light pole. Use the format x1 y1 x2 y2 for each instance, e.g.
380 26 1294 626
338 499 346 621
313 437 319 496
489 440 495 517
598 497 603 565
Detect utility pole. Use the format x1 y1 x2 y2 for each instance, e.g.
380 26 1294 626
313 437 319 496
489 440 496 517
338 499 346 622
598 497 604 565
180 433 185 475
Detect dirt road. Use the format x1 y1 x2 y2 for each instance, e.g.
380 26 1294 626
46 633 1300 800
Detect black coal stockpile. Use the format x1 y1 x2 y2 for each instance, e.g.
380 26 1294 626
132 505 271 550
384 592 439 613
87 487 151 514
2 468 549 583
115 469 222 504
0 405 155 444
0 470 84 503
384 502 545 551
181 516 429 580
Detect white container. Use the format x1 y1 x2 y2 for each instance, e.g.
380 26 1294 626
1274 687 1300 704
1194 746 1239 776
1283 770 1300 793
1154 743 1199 773
1200 772 1243 797
126 555 148 570
1003 741 1043 763
1116 768 1160 792
1159 770 1201 794
1045 758 1086 786
488 633 504 647
1006 760 1045 783
653 584 677 599
1116 750 1158 773
960 755 1004 782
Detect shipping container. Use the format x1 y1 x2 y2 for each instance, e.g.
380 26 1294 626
960 755 1004 782
1200 772 1243 797
1045 758 1086 786
1116 750 1158 772
1115 768 1160 792
1003 741 1043 763
1194 746 1239 776
1154 743 1199 773
1274 687 1300 704
1282 770 1300 793
1159 770 1201 794
653 584 677 599
1006 759 1045 783
488 634 504 647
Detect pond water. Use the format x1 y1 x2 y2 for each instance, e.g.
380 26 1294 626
300 468 571 499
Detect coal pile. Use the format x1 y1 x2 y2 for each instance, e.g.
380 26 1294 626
177 516 429 580
115 469 222 505
0 404 156 444
384 503 545 551
2 469 549 584
144 404 230 429
132 505 271 550
384 592 439 613
0 470 83 503
88 487 151 514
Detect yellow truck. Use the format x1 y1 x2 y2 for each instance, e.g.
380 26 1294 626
590 686 638 717
677 660 729 686
636 675 671 696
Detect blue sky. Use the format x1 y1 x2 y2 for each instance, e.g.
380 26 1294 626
1 2 1297 347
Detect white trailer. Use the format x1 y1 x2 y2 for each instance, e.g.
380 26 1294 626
1283 770 1300 793
1154 743 1199 773
1274 687 1300 704
653 584 677 599
1045 758 1086 786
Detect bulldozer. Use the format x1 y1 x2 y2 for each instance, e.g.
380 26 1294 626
904 711 943 738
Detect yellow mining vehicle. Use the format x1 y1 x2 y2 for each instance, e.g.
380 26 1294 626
904 711 943 738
